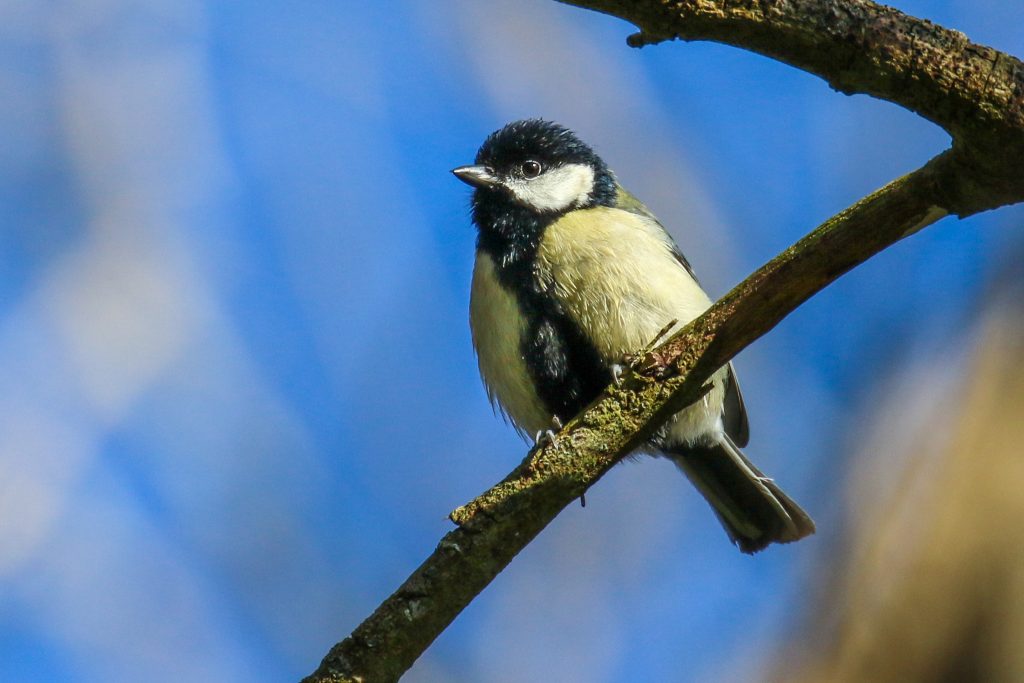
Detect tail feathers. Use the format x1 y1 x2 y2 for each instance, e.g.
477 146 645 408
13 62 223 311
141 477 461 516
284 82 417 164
669 436 815 554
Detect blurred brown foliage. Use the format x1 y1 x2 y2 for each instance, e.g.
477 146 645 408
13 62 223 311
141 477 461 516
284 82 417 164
778 298 1024 683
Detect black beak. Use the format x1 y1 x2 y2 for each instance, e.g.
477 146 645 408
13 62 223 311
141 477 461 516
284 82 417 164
452 165 499 189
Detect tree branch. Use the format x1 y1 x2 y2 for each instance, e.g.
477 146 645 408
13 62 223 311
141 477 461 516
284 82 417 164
558 0 1024 213
305 3 1024 681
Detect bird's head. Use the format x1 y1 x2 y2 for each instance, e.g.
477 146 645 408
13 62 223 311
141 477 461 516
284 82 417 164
453 120 616 224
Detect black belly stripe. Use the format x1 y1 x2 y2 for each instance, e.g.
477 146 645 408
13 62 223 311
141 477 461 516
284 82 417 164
477 214 610 422
517 283 610 422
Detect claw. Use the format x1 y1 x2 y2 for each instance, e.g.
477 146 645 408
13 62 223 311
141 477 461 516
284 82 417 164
534 415 564 447
611 363 626 386
534 429 557 446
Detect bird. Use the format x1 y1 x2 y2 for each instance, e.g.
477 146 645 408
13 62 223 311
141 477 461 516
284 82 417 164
452 119 814 553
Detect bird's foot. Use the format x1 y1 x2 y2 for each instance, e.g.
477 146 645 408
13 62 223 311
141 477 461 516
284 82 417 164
623 320 679 374
534 429 557 446
627 320 681 379
645 319 679 354
534 415 564 447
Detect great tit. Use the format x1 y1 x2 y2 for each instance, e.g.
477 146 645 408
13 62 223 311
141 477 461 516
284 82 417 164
452 119 814 553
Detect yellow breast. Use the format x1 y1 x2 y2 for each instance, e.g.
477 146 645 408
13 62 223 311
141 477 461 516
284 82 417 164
535 207 713 361
535 206 727 444
469 252 550 436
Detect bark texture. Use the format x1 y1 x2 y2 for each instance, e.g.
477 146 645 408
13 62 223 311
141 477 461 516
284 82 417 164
560 0 1024 213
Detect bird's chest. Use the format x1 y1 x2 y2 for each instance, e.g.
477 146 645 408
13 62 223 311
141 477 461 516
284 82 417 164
469 251 609 434
534 208 713 360
469 252 550 435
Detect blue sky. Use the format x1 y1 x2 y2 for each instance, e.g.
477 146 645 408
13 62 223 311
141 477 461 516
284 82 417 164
0 1 1022 681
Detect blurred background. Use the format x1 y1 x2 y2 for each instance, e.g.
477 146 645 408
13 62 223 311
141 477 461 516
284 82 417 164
1 1 1022 681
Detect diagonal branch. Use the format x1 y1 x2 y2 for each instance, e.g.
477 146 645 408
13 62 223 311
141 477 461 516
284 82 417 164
305 151 972 683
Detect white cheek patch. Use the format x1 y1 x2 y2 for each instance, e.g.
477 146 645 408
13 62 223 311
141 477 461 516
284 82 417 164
507 163 595 213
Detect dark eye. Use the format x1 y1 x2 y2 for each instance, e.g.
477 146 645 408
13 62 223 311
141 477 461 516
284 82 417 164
520 160 542 178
